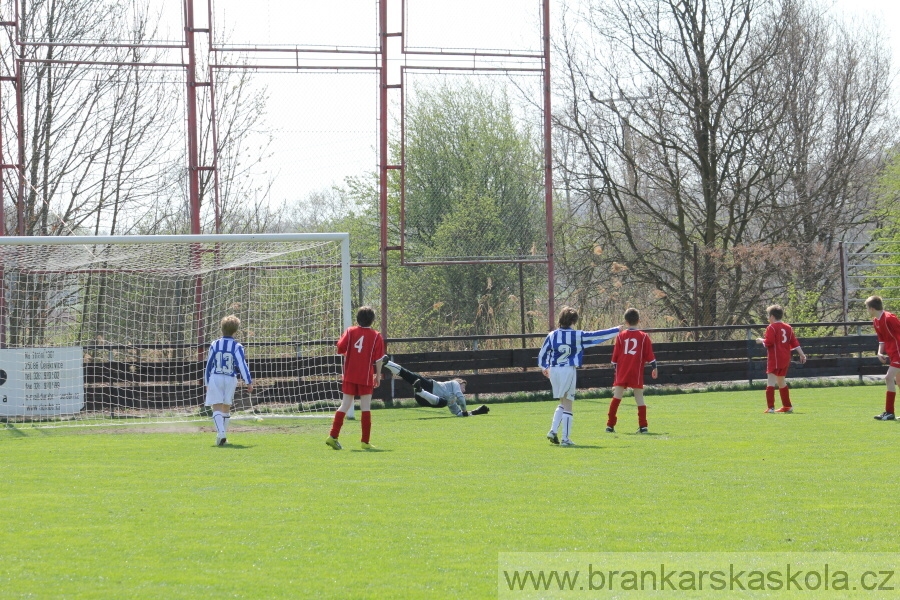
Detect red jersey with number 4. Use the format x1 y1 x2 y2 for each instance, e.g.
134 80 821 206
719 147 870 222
612 329 655 389
762 322 800 375
873 310 900 363
337 326 385 386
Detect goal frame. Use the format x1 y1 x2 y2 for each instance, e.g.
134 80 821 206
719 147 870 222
0 233 353 425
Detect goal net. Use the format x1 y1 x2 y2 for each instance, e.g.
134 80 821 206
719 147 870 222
0 234 352 426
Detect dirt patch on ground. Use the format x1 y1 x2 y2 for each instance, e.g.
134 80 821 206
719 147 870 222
8 422 321 435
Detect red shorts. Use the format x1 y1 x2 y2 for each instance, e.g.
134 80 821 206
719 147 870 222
342 381 374 396
767 367 789 378
613 378 643 390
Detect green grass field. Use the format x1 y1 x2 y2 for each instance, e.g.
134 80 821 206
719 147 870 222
2 386 899 599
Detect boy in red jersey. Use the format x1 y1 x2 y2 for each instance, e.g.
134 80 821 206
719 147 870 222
326 306 385 450
606 308 657 434
755 305 807 414
866 296 900 421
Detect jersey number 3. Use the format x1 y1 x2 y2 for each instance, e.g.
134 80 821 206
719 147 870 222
780 329 788 344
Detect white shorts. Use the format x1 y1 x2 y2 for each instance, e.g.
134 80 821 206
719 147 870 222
205 374 238 406
548 366 577 401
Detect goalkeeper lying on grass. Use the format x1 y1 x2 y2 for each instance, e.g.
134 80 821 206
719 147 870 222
380 357 489 417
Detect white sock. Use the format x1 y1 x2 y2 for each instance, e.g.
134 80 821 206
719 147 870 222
346 405 355 419
212 411 225 436
384 361 401 375
561 412 573 441
550 404 564 433
418 390 440 405
223 413 230 434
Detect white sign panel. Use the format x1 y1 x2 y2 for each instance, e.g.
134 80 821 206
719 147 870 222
0 347 85 416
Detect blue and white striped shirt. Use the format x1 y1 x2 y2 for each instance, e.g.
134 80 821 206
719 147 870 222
205 336 252 385
537 327 619 369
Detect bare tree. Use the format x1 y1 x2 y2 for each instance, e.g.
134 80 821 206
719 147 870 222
139 66 279 235
777 0 895 248
554 0 896 328
2 0 184 238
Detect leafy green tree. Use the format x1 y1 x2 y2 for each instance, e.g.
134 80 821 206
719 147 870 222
395 82 546 336
866 151 900 311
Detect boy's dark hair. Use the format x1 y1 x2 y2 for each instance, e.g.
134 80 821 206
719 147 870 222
221 315 240 337
557 306 579 328
767 304 784 321
624 308 640 326
356 305 376 327
866 296 884 311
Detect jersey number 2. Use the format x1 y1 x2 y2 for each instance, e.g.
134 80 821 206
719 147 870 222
624 338 638 355
354 336 365 353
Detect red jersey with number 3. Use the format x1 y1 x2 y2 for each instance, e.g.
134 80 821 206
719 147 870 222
337 326 385 386
762 321 800 375
873 310 900 363
612 329 655 389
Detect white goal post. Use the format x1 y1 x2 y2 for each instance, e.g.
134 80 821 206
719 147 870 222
0 233 353 426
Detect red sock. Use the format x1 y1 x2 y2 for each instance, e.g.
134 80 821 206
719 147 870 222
779 386 792 408
887 391 897 415
637 405 648 428
329 410 346 439
607 398 622 427
361 410 372 443
765 386 775 409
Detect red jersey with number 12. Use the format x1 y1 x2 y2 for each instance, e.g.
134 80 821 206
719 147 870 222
612 329 655 389
762 321 800 374
873 310 900 363
337 325 385 386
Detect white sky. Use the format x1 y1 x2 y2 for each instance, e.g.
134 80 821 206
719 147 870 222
828 0 900 66
102 0 900 210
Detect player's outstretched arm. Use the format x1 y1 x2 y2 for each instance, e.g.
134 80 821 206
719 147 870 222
582 326 621 348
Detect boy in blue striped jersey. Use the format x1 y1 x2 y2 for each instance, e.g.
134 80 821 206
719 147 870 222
204 315 253 446
538 307 620 446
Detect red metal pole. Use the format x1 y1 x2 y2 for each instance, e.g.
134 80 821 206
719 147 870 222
379 0 389 336
0 49 5 238
0 38 4 348
542 0 555 330
399 66 406 266
185 0 202 236
206 0 222 234
15 5 25 236
185 0 204 360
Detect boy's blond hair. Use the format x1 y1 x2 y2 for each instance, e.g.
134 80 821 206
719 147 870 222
221 315 241 337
